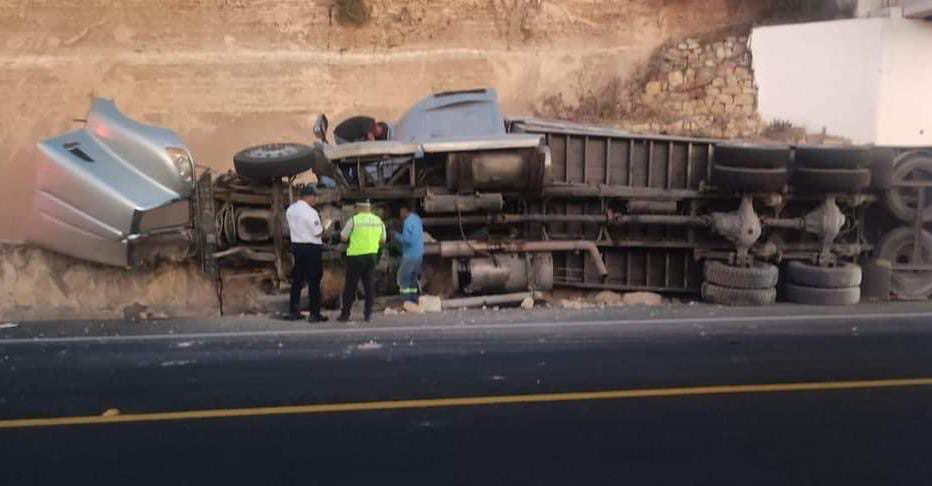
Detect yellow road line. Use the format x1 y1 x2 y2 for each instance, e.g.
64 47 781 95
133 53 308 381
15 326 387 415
3 377 932 430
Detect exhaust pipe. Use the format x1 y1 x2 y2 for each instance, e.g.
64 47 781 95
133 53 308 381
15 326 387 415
426 240 609 278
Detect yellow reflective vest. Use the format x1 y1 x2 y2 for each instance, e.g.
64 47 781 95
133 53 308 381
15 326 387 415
346 212 385 256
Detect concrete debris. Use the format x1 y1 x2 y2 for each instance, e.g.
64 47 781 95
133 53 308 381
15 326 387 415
592 290 623 306
520 297 535 309
418 295 442 313
383 307 400 315
357 340 383 350
402 301 424 314
621 291 663 306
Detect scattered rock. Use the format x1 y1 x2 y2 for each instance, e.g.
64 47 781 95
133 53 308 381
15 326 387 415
621 291 663 306
520 297 535 309
667 70 684 87
122 302 148 321
644 81 662 96
101 408 120 417
419 295 442 313
402 301 424 314
592 290 623 306
559 299 592 310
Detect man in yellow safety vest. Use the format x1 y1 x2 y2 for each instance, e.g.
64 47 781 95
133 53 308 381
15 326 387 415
338 200 386 322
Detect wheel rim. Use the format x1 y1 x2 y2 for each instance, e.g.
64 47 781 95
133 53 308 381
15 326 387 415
247 143 300 159
879 228 932 299
887 152 932 222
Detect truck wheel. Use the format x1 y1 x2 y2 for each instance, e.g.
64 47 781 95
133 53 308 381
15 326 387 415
784 283 860 305
884 151 932 223
869 147 896 190
704 260 779 289
711 165 788 192
713 143 790 169
794 146 870 170
791 167 871 192
234 143 319 180
701 283 776 306
785 261 862 288
877 227 932 300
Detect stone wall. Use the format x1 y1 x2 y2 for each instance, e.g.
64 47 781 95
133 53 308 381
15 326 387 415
635 33 761 138
536 30 765 139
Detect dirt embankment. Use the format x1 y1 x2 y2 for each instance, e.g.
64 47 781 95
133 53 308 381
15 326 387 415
0 0 778 320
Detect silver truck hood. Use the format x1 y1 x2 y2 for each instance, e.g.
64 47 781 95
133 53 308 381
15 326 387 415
27 99 194 267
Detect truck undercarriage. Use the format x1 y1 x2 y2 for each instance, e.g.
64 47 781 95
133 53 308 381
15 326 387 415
27 89 932 309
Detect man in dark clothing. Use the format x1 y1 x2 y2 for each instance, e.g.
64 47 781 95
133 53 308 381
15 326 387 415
333 116 388 144
285 185 328 322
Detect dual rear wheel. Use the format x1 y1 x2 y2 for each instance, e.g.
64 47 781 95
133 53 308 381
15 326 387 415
701 259 863 305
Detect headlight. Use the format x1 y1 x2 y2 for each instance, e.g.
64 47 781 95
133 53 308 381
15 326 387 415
167 147 194 183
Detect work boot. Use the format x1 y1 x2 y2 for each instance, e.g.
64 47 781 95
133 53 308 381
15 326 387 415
364 314 372 322
308 314 329 323
337 314 351 323
283 312 301 321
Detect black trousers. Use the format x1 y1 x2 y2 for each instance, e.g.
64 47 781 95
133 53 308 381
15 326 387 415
290 243 323 317
341 254 377 318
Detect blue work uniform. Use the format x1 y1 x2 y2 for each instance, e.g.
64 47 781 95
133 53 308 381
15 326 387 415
393 213 424 302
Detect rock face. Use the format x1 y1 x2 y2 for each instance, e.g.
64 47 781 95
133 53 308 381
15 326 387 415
0 244 218 320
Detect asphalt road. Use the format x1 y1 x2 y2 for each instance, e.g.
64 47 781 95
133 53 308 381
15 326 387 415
3 303 932 485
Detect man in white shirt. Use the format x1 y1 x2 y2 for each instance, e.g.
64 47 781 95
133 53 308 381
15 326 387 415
285 185 328 322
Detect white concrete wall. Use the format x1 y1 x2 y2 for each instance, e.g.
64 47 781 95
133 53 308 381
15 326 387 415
751 14 932 146
876 15 932 143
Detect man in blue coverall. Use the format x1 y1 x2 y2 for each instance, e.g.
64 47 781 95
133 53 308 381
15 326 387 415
393 202 424 303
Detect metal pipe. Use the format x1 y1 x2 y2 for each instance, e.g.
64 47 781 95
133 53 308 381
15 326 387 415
543 184 706 200
426 240 609 278
441 291 542 310
760 217 805 230
420 213 708 227
212 246 276 262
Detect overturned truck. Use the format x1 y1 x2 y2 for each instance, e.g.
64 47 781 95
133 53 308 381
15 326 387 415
27 88 932 308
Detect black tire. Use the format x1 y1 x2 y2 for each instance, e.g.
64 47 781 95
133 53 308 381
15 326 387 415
784 283 860 305
701 283 776 306
877 227 932 300
791 167 871 192
869 147 896 190
794 145 870 169
704 260 779 289
785 261 862 288
713 143 790 169
234 143 319 180
884 151 932 223
711 164 788 192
